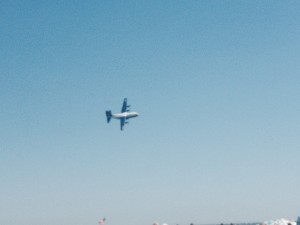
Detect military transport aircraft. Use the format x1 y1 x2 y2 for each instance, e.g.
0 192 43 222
106 98 139 131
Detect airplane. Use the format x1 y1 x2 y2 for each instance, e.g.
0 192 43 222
106 98 139 131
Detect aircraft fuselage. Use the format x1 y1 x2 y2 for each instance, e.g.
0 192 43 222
112 112 139 119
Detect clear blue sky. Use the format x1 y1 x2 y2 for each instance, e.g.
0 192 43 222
1 1 300 225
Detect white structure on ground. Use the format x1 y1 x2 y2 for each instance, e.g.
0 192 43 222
262 218 296 225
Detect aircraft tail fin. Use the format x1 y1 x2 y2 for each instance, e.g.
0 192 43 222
106 110 112 123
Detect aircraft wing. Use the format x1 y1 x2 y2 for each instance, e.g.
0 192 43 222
121 98 128 113
120 118 125 131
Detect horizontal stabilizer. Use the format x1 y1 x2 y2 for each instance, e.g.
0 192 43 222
106 110 112 123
